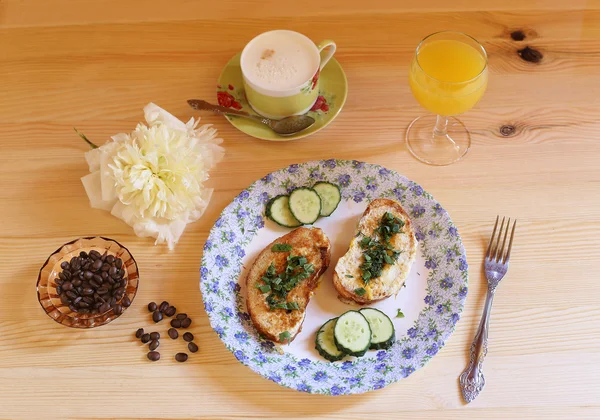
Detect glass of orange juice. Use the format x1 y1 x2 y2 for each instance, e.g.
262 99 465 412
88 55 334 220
407 31 488 165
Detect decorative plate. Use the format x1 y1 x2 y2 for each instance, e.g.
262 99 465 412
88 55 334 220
200 160 468 395
216 53 347 141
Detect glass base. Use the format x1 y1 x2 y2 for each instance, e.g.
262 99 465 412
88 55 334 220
406 115 471 166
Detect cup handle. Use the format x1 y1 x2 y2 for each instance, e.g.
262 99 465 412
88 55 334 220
316 40 336 70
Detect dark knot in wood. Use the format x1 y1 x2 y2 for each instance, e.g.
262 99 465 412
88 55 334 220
500 125 516 137
510 30 526 41
518 46 543 63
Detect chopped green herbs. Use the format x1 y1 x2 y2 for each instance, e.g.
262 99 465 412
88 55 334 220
396 309 405 318
359 212 404 284
271 243 292 252
354 287 367 296
345 274 354 278
279 331 291 344
258 256 314 311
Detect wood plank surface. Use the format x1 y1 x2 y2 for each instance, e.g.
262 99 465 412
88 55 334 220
1 1 599 419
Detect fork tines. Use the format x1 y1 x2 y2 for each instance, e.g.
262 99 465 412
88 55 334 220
485 216 517 264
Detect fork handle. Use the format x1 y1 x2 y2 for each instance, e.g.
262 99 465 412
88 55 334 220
459 289 495 403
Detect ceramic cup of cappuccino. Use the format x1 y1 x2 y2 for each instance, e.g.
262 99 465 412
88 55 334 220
240 30 336 119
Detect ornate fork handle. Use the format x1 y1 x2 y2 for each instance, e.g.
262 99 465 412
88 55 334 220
459 289 494 403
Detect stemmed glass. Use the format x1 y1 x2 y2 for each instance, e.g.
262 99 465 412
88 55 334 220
406 31 488 166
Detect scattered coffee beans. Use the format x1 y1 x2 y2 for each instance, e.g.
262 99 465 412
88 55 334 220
135 328 144 339
149 332 160 340
181 318 192 328
175 353 188 363
168 328 179 340
164 306 176 317
149 340 160 351
152 311 163 323
176 313 187 320
188 342 198 353
170 319 181 328
55 250 129 315
183 332 194 342
141 333 151 344
147 351 160 361
148 302 158 312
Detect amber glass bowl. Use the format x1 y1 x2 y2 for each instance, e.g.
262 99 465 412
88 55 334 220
36 237 139 328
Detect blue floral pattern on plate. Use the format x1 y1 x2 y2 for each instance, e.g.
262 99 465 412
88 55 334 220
200 160 468 395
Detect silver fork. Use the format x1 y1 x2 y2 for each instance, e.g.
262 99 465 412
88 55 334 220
459 216 517 403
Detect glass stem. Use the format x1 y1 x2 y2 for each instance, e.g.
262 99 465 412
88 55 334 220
433 115 448 137
433 115 459 149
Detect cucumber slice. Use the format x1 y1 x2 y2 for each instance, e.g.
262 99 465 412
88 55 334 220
288 188 321 225
334 310 372 357
359 308 396 350
267 195 301 228
312 182 341 217
315 318 345 362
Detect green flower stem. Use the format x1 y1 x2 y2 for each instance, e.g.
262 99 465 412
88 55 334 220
74 127 99 149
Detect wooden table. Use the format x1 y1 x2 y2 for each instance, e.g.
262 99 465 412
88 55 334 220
2 1 599 419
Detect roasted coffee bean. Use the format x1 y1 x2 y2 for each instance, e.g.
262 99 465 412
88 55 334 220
101 263 110 272
106 255 115 264
60 261 70 270
170 319 181 328
92 273 103 282
108 266 118 277
83 271 93 280
188 342 198 353
147 351 160 361
183 332 194 342
78 301 90 308
114 287 125 298
55 277 64 286
164 306 176 317
79 251 88 258
113 304 123 316
90 250 101 259
135 328 144 338
82 281 91 289
92 259 103 270
66 290 77 300
63 270 72 280
148 302 158 312
60 294 70 305
152 311 163 323
176 313 187 320
159 301 169 313
68 304 77 312
101 271 109 280
62 281 73 291
141 333 151 343
100 252 108 261
82 288 94 296
99 302 111 313
121 296 131 307
96 287 108 295
168 328 178 339
58 272 66 281
150 332 160 340
149 340 160 351
72 278 82 287
89 279 100 289
175 353 188 363
56 285 63 294
109 297 117 306
115 259 122 269
83 296 94 305
93 301 103 309
118 268 126 277
181 318 192 328
72 296 82 305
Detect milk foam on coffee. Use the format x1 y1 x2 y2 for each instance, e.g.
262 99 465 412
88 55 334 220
242 31 318 91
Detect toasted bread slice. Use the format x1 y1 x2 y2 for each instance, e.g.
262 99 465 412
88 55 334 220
246 227 331 343
333 198 417 304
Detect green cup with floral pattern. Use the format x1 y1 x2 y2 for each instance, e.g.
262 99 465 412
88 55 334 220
240 30 336 120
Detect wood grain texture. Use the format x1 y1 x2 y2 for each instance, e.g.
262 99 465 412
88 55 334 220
1 1 600 419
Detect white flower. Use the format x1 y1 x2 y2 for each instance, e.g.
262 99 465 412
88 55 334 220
81 103 224 249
